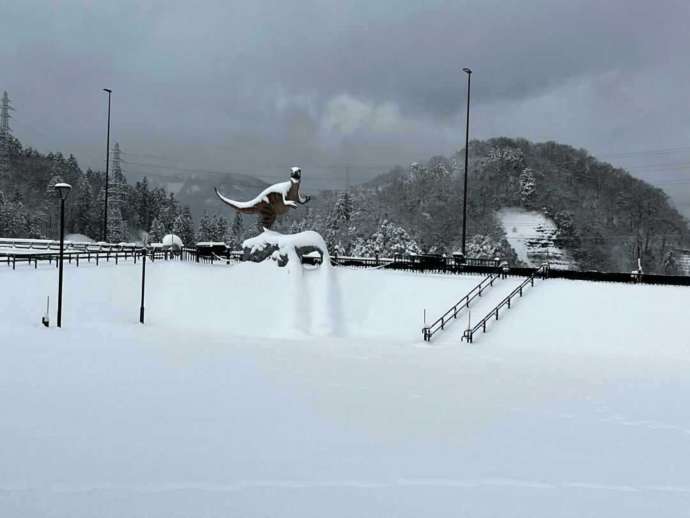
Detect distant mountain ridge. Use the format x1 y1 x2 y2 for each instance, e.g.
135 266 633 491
127 171 269 219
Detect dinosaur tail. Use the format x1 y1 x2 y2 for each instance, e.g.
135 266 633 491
214 187 255 213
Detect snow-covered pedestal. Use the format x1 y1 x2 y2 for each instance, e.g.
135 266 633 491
242 230 331 269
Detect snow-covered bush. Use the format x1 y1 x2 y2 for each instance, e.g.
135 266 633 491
351 220 421 257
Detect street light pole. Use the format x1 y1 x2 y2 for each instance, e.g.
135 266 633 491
102 88 112 242
140 248 146 324
55 182 72 328
461 67 472 257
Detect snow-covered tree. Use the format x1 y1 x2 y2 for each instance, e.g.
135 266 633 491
519 168 536 207
213 214 228 243
325 191 355 254
463 234 501 258
148 217 165 243
352 219 421 257
663 250 679 275
107 207 127 242
171 206 195 247
197 212 214 242
227 213 245 249
287 218 306 235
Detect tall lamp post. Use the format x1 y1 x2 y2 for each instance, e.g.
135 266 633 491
55 182 72 328
102 88 112 242
461 67 472 257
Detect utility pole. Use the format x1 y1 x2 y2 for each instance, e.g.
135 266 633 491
461 68 472 257
102 88 112 242
0 91 14 181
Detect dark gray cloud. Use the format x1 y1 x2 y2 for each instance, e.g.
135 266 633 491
3 0 690 209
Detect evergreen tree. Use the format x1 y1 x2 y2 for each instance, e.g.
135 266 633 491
72 176 93 237
108 207 127 242
287 218 306 235
213 214 228 242
197 212 214 242
352 219 421 257
148 217 165 243
519 168 536 207
228 213 245 249
325 191 354 254
171 206 195 246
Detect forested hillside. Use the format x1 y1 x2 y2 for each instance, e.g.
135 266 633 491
277 138 690 274
0 135 195 244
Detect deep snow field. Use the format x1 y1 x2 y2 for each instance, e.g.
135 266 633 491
2 259 690 517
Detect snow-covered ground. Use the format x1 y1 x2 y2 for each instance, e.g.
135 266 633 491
498 207 575 269
2 260 690 517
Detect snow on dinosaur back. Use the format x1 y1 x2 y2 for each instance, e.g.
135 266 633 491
215 166 310 229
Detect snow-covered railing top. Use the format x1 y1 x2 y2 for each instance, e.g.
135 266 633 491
194 242 229 247
0 237 141 251
422 272 501 342
462 263 550 344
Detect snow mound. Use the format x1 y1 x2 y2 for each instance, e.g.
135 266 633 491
498 207 575 268
162 234 183 249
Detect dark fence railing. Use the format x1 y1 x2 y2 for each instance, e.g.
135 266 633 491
181 247 242 264
182 245 690 286
16 239 684 288
422 272 501 342
462 264 549 344
332 253 500 273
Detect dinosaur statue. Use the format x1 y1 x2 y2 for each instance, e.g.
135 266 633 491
214 167 311 229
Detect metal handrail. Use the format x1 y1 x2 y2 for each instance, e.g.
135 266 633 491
462 264 549 343
422 272 501 341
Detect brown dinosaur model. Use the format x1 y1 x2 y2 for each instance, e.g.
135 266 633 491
214 167 311 229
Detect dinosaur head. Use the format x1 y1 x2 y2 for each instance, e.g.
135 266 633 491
290 166 302 181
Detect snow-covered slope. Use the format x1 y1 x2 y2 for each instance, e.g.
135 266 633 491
498 207 575 269
2 261 690 517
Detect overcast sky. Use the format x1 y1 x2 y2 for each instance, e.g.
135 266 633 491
3 0 690 211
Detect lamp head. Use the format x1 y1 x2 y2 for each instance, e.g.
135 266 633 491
103 88 112 93
462 67 472 74
54 182 72 200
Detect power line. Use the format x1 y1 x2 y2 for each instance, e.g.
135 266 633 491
594 146 690 159
119 158 386 180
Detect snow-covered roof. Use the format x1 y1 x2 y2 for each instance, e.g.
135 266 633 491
195 241 228 247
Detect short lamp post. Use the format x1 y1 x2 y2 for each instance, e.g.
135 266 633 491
140 245 146 324
55 182 72 328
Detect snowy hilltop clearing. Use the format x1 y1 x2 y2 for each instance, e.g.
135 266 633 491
2 261 690 517
498 207 576 268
